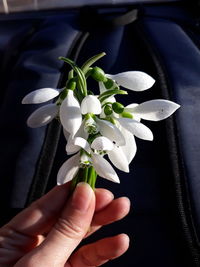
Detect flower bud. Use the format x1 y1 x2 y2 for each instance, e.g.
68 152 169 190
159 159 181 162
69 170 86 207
104 105 113 115
104 78 115 89
91 67 107 82
121 111 133 118
112 102 124 114
66 78 76 90
59 88 69 101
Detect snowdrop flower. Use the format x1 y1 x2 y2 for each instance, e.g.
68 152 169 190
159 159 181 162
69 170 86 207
60 94 102 137
124 99 180 121
22 87 61 128
116 99 180 140
63 93 126 151
67 128 132 174
65 115 126 159
57 136 120 185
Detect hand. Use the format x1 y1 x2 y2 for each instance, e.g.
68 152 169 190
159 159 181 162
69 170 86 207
0 182 130 266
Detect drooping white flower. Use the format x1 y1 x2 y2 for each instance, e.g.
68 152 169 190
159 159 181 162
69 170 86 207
115 99 180 140
106 71 155 91
22 87 62 128
66 131 132 174
60 94 103 137
60 136 120 184
100 97 180 142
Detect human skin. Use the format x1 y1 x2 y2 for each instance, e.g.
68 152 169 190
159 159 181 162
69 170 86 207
0 182 130 266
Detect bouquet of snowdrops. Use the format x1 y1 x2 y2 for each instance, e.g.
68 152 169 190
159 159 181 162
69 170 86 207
22 52 180 190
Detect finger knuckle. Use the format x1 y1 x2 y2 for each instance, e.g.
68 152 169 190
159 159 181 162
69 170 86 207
54 217 85 240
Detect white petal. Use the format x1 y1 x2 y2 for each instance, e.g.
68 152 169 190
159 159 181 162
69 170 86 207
107 71 155 91
60 90 82 136
96 118 125 146
65 121 89 154
91 154 120 183
128 99 180 121
124 103 140 121
66 135 80 155
120 127 137 163
81 95 102 115
27 103 58 128
99 82 107 93
57 153 80 185
22 88 60 104
63 129 70 140
125 103 138 109
80 153 91 165
74 120 88 139
108 146 129 172
91 136 114 151
118 118 153 141
74 137 91 154
102 96 116 105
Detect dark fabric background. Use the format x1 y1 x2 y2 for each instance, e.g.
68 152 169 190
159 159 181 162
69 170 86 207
0 2 199 266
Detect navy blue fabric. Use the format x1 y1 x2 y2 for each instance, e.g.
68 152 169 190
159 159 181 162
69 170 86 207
0 13 80 209
0 3 198 267
139 8 200 246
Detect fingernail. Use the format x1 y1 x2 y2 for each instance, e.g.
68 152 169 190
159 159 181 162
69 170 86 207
71 182 93 212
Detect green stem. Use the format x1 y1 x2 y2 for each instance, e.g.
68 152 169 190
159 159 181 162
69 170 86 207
98 89 128 103
87 166 97 189
91 168 97 189
81 52 106 74
83 167 89 183
70 170 80 193
68 69 74 80
59 56 87 97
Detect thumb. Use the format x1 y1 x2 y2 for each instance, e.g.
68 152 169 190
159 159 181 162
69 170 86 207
17 182 95 266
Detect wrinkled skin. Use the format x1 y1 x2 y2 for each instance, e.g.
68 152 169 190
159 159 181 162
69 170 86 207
0 182 130 267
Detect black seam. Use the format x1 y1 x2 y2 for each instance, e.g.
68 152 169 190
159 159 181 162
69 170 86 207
134 20 200 266
25 31 89 206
